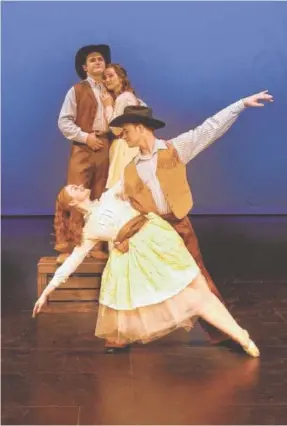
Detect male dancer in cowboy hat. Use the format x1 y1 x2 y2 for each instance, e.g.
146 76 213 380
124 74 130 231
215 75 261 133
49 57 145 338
109 90 273 344
56 44 113 263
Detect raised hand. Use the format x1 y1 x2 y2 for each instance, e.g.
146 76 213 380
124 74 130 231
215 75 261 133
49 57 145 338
243 90 274 108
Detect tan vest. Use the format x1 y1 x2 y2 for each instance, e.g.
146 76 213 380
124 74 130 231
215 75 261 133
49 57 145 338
74 81 98 133
124 143 193 219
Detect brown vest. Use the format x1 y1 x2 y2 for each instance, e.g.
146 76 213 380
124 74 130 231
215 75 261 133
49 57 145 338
124 143 193 219
74 81 98 133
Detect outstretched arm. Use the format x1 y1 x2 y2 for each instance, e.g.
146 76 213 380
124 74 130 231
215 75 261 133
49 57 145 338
33 237 96 317
171 90 273 165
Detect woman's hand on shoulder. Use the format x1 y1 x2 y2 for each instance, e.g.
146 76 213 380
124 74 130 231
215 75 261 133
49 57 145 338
101 90 114 107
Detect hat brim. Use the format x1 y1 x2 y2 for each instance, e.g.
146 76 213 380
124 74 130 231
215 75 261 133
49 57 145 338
75 44 111 79
110 114 165 130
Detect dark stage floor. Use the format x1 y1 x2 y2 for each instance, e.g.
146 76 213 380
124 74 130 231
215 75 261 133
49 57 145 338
1 215 287 425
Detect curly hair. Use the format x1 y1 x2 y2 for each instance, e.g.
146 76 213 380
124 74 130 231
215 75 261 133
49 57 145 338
54 187 85 249
105 63 136 96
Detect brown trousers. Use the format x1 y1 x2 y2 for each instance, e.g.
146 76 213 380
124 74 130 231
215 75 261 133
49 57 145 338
55 137 110 253
67 138 110 199
162 214 229 344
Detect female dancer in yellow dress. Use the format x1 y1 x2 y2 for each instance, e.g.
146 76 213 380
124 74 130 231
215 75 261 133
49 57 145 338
33 183 259 357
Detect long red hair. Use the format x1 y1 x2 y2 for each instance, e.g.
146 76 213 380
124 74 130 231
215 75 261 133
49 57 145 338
54 187 84 248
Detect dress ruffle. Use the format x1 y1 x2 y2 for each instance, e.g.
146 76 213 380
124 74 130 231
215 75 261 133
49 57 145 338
96 274 211 344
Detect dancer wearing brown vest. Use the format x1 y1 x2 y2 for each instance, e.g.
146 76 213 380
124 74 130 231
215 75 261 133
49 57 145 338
56 45 113 263
110 90 273 344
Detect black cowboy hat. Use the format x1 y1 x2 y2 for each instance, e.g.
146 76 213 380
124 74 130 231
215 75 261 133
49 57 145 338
110 106 165 130
75 44 111 79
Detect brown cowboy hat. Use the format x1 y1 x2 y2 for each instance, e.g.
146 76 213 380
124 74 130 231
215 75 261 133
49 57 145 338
110 106 165 130
75 44 111 79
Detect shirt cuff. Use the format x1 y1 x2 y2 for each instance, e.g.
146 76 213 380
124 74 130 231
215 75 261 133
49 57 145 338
43 279 60 293
77 131 89 144
231 99 246 114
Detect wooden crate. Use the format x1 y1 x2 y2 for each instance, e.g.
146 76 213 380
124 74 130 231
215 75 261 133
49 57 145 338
37 257 107 312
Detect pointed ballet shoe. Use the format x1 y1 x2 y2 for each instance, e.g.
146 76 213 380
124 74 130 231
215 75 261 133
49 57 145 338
216 339 245 353
242 331 260 358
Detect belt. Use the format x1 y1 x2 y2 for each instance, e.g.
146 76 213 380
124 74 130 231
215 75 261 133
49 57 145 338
114 214 148 253
115 214 148 243
161 213 183 223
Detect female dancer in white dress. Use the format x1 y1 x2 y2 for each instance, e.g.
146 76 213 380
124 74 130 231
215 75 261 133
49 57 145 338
33 183 259 357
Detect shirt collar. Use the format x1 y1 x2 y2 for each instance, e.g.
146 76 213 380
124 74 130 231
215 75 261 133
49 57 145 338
134 139 168 164
86 75 103 89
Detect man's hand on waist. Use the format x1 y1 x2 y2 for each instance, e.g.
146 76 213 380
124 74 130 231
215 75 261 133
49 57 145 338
87 133 105 151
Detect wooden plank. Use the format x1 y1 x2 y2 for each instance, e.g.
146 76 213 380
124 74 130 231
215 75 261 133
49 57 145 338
37 274 47 298
46 274 102 289
42 301 99 313
49 289 100 302
37 257 104 312
39 263 106 274
38 257 106 274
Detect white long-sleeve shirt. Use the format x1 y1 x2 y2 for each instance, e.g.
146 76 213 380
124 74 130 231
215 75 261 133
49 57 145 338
106 91 140 122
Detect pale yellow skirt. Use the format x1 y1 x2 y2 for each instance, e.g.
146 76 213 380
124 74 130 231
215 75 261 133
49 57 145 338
95 213 210 344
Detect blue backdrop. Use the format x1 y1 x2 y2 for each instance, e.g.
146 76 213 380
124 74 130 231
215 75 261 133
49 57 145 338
2 1 287 215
